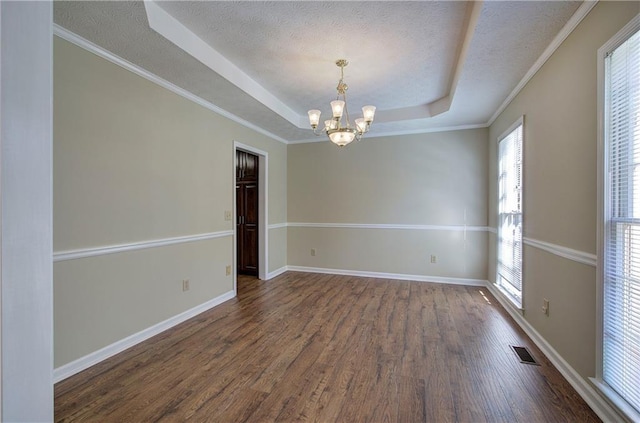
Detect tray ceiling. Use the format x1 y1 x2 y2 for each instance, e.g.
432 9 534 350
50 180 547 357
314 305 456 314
54 1 583 143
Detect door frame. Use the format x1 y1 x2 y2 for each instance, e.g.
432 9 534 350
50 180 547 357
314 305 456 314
233 141 268 291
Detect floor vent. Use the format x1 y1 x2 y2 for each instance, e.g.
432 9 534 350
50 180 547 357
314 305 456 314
511 345 539 366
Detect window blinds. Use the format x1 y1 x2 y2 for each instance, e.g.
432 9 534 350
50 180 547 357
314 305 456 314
498 123 523 305
604 27 640 415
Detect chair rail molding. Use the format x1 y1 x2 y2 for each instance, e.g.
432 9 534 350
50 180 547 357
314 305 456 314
53 230 234 262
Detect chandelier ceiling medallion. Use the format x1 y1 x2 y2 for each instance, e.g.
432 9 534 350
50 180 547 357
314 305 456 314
307 59 376 147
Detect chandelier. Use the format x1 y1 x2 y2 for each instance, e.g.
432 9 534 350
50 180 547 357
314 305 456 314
307 59 376 147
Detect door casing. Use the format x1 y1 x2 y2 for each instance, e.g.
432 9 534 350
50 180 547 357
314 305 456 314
233 142 268 292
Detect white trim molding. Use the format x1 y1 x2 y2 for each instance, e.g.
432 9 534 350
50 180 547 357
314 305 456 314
282 224 596 269
590 377 640 423
144 1 303 129
267 223 288 230
267 266 288 280
289 123 490 144
234 142 269 281
488 1 598 125
53 230 233 262
485 281 622 423
485 281 524 316
523 237 597 267
287 266 487 287
594 13 640 423
53 290 235 383
287 222 490 232
53 25 289 145
53 1 598 146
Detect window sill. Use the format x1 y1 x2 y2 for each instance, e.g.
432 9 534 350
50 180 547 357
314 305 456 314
590 377 640 423
491 282 524 315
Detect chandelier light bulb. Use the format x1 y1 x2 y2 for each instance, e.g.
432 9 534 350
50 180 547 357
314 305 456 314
308 110 321 128
362 105 376 123
330 100 345 118
325 119 337 131
355 118 367 133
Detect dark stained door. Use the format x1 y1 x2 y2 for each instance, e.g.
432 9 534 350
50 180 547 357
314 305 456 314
236 151 259 276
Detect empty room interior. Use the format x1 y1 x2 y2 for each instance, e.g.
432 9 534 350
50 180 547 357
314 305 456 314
2 0 640 421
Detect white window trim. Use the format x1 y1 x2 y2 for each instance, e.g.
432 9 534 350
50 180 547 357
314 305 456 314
593 13 640 423
496 116 525 311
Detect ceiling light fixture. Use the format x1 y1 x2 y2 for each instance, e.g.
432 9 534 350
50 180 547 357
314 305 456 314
307 59 376 147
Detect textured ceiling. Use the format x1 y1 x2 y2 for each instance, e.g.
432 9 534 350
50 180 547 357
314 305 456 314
156 1 468 111
53 1 583 143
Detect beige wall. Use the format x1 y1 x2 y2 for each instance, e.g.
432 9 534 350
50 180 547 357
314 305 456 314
488 0 640 383
53 3 640 406
54 239 231 366
288 129 489 281
268 227 287 273
53 37 287 367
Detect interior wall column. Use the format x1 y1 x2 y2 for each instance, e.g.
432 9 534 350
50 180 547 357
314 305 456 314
0 1 54 420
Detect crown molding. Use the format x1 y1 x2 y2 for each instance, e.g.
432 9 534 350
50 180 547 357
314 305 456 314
54 0 598 146
488 1 598 126
289 123 490 144
53 25 290 145
143 0 304 129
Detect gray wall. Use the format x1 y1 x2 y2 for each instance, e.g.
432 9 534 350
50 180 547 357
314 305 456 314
1 2 54 421
488 0 640 382
287 129 489 281
53 37 287 368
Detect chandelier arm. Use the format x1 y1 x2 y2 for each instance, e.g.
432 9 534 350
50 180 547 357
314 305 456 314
307 59 374 147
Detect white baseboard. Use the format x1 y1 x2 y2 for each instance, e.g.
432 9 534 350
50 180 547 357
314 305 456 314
286 265 488 286
485 282 622 423
54 268 618 421
53 290 235 383
266 266 288 280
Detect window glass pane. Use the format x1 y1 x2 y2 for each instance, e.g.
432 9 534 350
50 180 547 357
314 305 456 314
604 27 640 415
498 123 523 305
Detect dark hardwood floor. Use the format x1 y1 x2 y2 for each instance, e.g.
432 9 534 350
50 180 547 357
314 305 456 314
55 272 600 422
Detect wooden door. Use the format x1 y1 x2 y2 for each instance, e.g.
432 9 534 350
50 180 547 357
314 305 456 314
236 151 259 276
236 150 258 182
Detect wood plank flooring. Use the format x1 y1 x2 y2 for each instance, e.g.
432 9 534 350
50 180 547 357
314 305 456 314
55 272 601 422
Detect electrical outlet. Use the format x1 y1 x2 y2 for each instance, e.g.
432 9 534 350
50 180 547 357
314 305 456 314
224 210 232 221
430 255 437 264
542 298 549 316
226 265 231 276
182 279 190 292
311 248 316 257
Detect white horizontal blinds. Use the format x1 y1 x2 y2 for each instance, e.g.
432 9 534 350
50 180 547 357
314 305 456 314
604 27 640 414
498 123 523 304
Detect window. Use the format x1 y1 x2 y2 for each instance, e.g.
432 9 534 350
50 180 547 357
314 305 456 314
497 118 523 307
598 16 640 420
